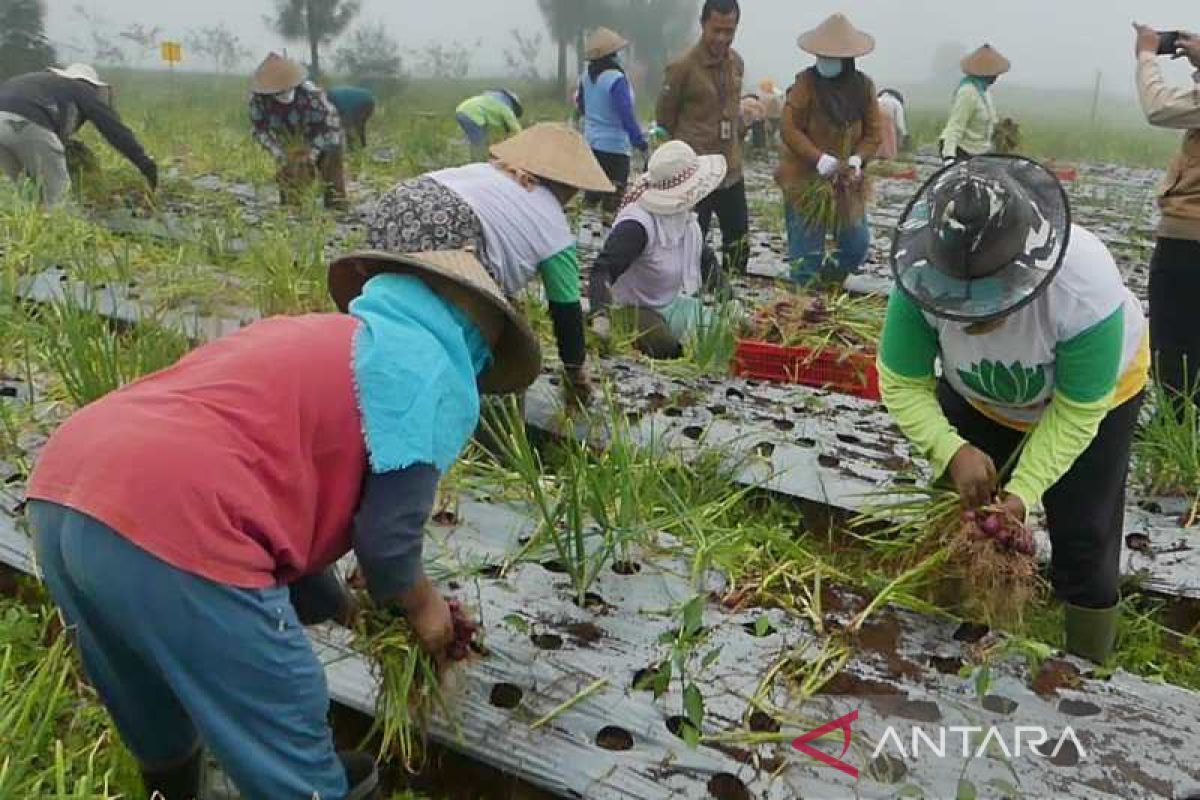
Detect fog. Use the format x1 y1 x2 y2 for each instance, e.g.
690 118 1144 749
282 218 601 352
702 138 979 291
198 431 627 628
47 0 1199 96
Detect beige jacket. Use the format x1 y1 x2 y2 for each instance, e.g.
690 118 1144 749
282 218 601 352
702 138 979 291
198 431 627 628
1137 52 1200 241
657 44 745 187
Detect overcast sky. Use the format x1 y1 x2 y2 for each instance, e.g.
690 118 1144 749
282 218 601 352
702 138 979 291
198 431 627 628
46 0 1199 95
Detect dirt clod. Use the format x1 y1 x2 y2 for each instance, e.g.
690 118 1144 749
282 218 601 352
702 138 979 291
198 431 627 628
1031 659 1084 697
748 710 781 733
1058 698 1102 717
561 621 604 646
707 773 751 800
982 694 1019 715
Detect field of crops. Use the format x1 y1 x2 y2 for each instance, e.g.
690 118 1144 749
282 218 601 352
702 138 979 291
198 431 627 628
1 70 1199 799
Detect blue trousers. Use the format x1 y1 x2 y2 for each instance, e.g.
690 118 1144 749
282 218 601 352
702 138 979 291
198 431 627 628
455 112 489 162
784 203 871 285
29 500 349 800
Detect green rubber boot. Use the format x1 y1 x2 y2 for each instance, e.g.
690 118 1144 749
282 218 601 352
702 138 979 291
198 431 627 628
1064 602 1119 664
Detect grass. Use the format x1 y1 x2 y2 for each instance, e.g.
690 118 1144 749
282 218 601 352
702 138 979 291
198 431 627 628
1135 374 1200 501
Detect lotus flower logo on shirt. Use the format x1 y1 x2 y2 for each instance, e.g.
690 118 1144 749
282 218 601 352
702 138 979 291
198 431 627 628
958 359 1047 405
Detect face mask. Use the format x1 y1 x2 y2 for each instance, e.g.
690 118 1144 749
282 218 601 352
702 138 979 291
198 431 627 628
816 57 844 79
275 89 296 104
613 51 625 67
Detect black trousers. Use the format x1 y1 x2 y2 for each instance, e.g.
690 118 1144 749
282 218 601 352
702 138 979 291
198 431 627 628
937 381 1143 609
695 179 750 274
584 149 631 212
1149 236 1200 403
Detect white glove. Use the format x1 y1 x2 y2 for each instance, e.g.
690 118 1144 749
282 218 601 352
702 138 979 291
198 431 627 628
816 153 840 178
848 155 863 178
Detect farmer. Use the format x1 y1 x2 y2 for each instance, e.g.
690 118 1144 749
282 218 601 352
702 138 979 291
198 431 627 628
248 52 347 209
1133 24 1200 408
576 27 648 213
327 85 377 150
589 141 727 359
657 0 749 274
758 78 784 143
776 13 882 285
0 63 157 205
740 93 768 153
365 123 612 405
877 88 909 160
455 89 523 162
25 247 541 799
939 45 1010 164
878 156 1149 663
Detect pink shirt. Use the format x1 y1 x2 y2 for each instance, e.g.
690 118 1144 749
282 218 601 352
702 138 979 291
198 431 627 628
28 314 367 589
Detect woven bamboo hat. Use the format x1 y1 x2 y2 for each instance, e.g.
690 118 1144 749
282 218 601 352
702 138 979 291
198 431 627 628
252 53 305 95
490 123 614 194
328 250 542 394
586 27 629 61
798 14 875 59
961 45 1011 78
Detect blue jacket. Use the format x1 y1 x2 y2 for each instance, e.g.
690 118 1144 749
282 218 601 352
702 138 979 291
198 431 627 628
578 69 645 155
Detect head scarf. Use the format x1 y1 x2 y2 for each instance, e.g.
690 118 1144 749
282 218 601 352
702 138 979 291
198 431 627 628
807 59 871 127
588 53 625 81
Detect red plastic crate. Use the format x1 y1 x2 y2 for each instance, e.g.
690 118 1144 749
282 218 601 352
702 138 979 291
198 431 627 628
733 339 881 400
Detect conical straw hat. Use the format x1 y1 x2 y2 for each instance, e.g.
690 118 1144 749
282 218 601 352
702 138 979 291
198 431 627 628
490 123 614 194
252 52 305 94
328 249 542 395
798 14 875 59
586 27 629 61
961 44 1011 78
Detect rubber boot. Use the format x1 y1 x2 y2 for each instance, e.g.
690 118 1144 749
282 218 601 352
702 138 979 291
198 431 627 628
140 748 203 800
340 751 381 800
1063 602 1119 664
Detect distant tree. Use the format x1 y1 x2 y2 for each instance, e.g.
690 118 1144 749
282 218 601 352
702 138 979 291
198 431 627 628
118 23 162 64
186 23 252 73
72 5 127 66
334 22 404 91
613 0 698 94
417 40 476 81
0 0 56 80
930 41 968 85
266 0 361 80
503 28 544 84
536 0 614 98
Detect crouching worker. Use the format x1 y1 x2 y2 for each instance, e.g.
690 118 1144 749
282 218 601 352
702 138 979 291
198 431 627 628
878 156 1148 663
327 85 377 150
455 89 523 162
0 63 157 204
249 52 347 209
26 248 542 800
590 141 727 359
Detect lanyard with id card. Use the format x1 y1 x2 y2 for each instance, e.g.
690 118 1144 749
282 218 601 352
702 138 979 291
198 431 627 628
717 64 732 141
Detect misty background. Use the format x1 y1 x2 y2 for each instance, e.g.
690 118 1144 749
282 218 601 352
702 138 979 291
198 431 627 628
42 0 1199 104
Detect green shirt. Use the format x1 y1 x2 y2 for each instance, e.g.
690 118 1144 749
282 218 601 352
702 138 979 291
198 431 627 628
456 93 522 136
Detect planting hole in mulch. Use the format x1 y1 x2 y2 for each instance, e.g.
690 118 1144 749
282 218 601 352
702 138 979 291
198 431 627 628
1032 660 1083 697
631 665 660 691
796 437 816 449
953 622 990 642
707 773 751 800
432 510 459 526
540 559 570 574
754 442 775 458
530 633 564 651
561 621 604 646
612 560 642 575
1058 698 1102 717
682 426 705 441
478 564 503 579
982 695 1020 715
773 419 795 432
836 433 862 445
867 752 909 784
928 655 965 675
666 715 698 741
896 699 943 723
664 406 683 418
1139 500 1163 514
893 476 918 486
1035 737 1082 766
1126 533 1152 552
488 683 523 710
517 536 531 545
595 725 634 751
748 711 781 733
574 592 608 611
819 671 902 698
0 386 17 397
742 619 777 638
726 387 744 400
708 404 728 416
817 454 840 468
645 391 668 409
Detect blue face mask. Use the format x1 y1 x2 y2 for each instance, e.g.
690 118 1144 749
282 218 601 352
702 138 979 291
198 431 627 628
816 57 844 79
613 51 625 67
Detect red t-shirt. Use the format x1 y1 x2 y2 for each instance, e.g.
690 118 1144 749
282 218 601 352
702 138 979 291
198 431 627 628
28 314 367 588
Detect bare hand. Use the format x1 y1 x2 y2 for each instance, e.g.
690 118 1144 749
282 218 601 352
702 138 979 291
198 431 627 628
948 444 997 509
1134 22 1162 57
998 492 1027 525
402 579 454 664
1179 33 1200 69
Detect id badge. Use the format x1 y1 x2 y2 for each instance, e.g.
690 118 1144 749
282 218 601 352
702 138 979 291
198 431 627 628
720 119 733 141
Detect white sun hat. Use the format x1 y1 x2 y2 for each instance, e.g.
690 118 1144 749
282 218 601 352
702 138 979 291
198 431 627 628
624 141 727 216
48 63 107 87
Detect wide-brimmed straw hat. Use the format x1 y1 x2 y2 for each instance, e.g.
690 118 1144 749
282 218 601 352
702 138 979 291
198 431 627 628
798 14 875 59
586 27 629 61
490 123 614 194
252 53 305 95
328 250 542 394
891 155 1071 323
48 63 106 87
624 141 727 216
961 44 1011 78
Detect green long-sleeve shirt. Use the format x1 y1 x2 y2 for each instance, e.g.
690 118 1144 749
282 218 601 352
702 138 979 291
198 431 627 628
456 92 522 136
940 82 996 158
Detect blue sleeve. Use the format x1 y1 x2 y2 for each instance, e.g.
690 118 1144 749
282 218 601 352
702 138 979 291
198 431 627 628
352 463 439 604
611 76 646 149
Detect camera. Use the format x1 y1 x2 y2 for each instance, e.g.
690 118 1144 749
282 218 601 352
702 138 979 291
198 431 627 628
1157 31 1182 56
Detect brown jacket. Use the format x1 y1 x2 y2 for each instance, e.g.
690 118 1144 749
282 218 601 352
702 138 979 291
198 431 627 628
776 70 882 219
657 44 745 187
1137 53 1200 241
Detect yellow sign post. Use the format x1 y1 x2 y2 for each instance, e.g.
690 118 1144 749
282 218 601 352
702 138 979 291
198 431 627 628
160 41 183 65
